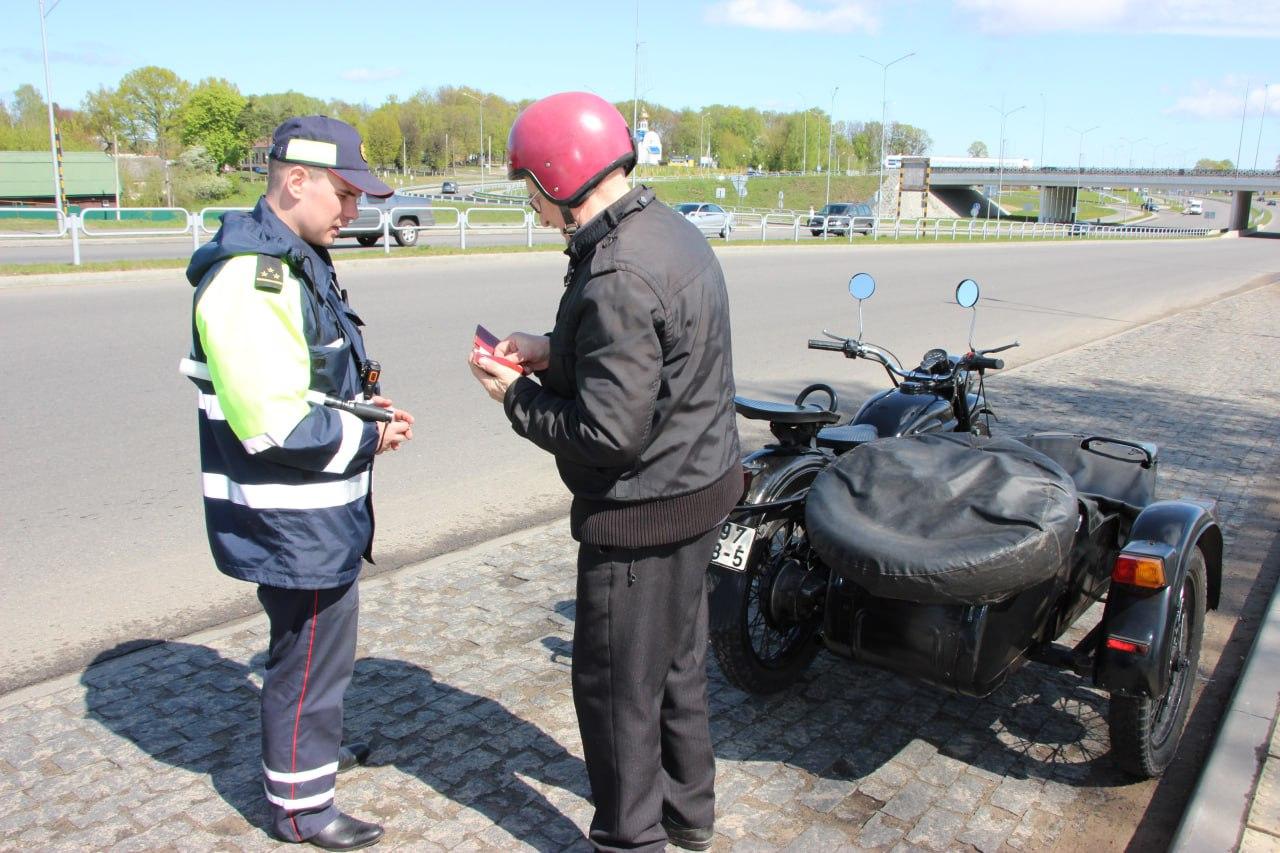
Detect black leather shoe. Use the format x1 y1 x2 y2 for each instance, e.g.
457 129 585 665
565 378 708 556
661 814 714 851
336 743 370 774
306 813 383 850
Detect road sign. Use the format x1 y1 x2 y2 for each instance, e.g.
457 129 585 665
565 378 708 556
778 191 784 208
715 187 726 199
729 175 748 197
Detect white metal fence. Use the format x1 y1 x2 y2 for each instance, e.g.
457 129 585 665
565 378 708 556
0 205 1218 266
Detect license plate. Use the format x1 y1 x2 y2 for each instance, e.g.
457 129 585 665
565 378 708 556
710 521 756 571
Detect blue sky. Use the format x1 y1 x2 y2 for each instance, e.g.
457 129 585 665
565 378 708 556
4 0 1278 169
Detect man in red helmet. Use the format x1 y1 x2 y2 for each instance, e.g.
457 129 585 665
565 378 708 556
469 92 740 852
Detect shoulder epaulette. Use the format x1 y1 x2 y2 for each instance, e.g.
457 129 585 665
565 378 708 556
254 255 285 293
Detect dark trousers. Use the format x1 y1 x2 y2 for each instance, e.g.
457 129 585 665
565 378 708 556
573 527 719 852
257 581 359 842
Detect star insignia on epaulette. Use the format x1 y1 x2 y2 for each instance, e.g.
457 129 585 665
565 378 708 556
254 256 284 293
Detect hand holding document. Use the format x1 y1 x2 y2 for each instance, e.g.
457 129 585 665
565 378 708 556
472 325 529 374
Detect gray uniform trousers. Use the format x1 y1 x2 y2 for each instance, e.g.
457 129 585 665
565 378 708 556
257 580 359 842
573 526 719 852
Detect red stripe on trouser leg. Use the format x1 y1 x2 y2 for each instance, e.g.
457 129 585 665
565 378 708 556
288 589 320 840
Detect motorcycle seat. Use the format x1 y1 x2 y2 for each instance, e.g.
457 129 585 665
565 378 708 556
734 396 841 425
806 433 1080 605
817 423 879 451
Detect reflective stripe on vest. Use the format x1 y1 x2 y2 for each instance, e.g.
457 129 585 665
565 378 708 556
202 470 370 510
182 357 365 470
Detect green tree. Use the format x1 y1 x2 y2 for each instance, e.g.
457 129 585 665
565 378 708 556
968 140 989 158
12 84 46 126
888 123 931 156
1194 157 1233 170
239 91 329 141
363 106 402 167
82 86 127 149
181 79 249 168
117 66 190 158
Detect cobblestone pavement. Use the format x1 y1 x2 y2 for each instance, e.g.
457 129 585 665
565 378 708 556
2 281 1278 852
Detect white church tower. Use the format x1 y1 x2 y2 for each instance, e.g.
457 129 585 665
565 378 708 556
635 111 663 165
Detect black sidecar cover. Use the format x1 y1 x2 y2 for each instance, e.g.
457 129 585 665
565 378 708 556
806 433 1079 605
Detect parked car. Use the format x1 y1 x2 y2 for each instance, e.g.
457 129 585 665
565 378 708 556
1268 199 1276 207
338 192 436 247
808 202 874 236
441 180 459 195
674 202 734 238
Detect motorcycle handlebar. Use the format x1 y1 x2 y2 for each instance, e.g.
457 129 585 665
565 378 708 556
808 339 847 352
965 355 1004 370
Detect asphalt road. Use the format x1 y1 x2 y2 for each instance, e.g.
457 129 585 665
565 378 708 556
1 196 1233 266
1 236 1277 693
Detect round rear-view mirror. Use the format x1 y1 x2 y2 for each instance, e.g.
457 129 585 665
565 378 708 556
849 272 876 301
956 279 980 308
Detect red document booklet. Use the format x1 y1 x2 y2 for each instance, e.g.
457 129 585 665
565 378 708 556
473 325 529 374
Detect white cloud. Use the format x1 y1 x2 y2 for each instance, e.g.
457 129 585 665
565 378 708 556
953 0 1280 37
704 0 879 33
16 43 126 67
340 68 405 84
1166 80 1280 121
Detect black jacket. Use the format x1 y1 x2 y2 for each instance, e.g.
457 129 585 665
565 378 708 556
504 186 741 547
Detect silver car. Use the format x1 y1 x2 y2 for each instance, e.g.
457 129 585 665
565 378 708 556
674 202 734 238
338 192 436 247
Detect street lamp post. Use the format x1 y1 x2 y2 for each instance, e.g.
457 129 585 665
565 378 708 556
1039 92 1046 168
699 110 708 168
461 91 488 189
1254 84 1272 171
1150 142 1167 169
824 85 838 208
37 0 65 216
987 98 1025 228
1119 135 1146 169
860 51 915 219
1066 124 1099 223
793 92 811 175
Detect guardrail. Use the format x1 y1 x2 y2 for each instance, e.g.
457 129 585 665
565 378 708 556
0 204 1218 266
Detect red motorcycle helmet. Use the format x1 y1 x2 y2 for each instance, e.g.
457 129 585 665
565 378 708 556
508 92 636 209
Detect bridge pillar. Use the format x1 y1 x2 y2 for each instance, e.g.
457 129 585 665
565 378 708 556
1039 185 1077 223
1230 190 1254 231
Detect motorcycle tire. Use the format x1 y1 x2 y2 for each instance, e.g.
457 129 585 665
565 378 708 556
1107 548 1206 778
709 479 823 694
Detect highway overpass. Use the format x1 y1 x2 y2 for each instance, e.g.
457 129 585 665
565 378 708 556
917 164 1279 229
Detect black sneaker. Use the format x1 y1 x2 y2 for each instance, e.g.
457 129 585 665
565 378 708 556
661 814 714 851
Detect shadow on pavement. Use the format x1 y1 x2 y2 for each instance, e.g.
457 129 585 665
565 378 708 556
81 643 588 849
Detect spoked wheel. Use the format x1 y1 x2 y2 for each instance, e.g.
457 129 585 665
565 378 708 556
709 486 824 694
1107 549 1206 778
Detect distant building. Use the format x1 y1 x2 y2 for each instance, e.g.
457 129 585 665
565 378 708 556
634 112 663 166
0 151 117 207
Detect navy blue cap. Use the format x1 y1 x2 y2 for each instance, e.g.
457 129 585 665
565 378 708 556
269 115 393 198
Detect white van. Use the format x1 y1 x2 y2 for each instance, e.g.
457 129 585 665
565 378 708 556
1185 199 1203 215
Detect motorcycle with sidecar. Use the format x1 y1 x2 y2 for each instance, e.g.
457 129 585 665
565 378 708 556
708 275 1221 778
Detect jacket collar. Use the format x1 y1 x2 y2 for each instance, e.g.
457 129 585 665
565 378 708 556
252 199 335 284
566 185 654 262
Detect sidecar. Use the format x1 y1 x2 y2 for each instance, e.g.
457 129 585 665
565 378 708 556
801 431 1221 778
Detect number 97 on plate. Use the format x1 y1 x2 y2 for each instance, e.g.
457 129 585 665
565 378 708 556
710 521 756 571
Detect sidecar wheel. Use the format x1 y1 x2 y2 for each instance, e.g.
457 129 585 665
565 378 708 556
709 512 822 694
1107 549 1206 778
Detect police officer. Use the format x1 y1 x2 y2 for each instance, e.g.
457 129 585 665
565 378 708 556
182 116 414 850
469 92 741 852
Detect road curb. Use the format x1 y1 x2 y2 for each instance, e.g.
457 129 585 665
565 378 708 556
1172 567 1280 851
